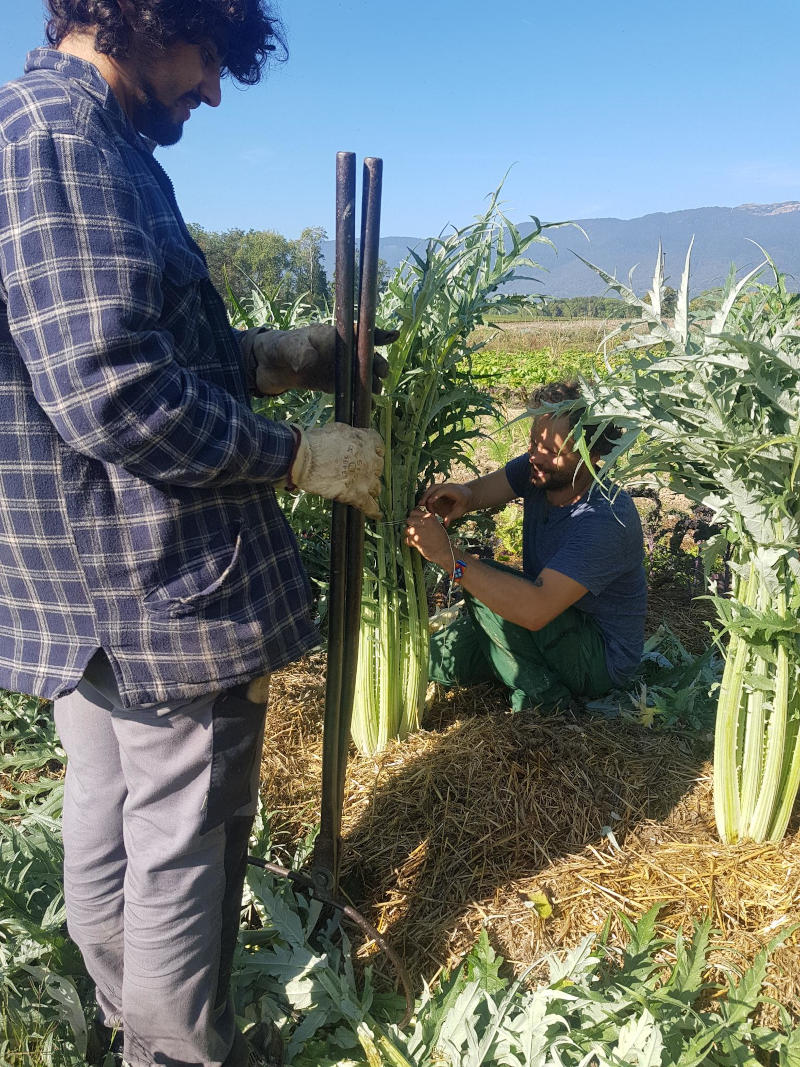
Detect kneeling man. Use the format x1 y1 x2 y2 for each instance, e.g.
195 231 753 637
405 382 647 710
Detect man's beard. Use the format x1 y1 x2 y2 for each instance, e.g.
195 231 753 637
131 84 184 146
529 465 580 491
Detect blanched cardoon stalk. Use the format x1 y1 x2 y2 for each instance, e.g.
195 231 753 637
563 248 800 843
227 198 557 756
711 548 800 843
712 560 757 842
746 566 790 840
349 191 556 755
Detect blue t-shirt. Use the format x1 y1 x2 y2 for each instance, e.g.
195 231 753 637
505 453 647 684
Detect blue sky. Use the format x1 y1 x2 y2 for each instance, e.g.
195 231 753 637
4 1 800 241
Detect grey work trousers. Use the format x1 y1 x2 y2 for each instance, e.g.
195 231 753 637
53 665 269 1067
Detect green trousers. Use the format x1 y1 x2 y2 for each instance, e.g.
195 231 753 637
429 563 613 711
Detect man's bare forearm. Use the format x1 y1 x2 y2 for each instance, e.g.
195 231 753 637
452 556 588 631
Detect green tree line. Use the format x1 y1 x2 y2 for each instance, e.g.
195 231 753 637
186 223 680 323
187 223 332 313
536 288 678 318
532 295 641 318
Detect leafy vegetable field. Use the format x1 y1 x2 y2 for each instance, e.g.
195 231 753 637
3 230 800 1062
468 318 615 401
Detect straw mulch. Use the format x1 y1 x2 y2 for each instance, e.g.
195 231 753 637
260 632 800 1026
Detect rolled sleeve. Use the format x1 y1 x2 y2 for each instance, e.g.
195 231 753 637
504 453 530 496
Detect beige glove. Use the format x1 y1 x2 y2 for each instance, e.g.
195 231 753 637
285 423 385 519
240 324 397 396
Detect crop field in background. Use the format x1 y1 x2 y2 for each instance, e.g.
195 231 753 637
468 319 615 401
475 316 610 345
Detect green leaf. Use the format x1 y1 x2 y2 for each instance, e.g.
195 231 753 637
524 890 553 919
667 917 712 1000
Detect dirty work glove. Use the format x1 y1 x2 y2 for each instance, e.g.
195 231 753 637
240 324 398 396
282 423 385 519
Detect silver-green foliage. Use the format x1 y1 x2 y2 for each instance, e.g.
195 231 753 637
556 246 800 843
232 810 406 1066
234 863 799 1067
351 191 555 754
0 691 64 819
586 625 722 733
0 691 93 1064
0 818 91 1065
369 907 799 1067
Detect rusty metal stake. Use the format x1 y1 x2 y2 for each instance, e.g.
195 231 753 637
315 154 384 892
312 154 414 1017
314 151 357 892
247 856 414 1027
248 153 412 1025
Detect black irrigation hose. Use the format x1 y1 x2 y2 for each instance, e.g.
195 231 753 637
246 854 414 1028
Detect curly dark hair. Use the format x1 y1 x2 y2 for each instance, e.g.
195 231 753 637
528 380 621 457
45 0 286 85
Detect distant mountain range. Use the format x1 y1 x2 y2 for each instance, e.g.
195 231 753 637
322 202 800 298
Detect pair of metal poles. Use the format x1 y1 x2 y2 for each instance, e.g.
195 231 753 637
312 152 383 895
250 154 413 1022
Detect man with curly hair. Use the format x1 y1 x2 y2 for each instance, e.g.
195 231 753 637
0 2 392 1064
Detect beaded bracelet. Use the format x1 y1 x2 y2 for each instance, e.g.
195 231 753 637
452 558 468 584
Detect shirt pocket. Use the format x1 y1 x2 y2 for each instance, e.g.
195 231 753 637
143 523 245 618
160 241 216 370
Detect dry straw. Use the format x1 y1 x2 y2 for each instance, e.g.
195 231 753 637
262 650 800 1028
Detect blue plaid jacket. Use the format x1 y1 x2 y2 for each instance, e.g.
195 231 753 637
0 50 319 707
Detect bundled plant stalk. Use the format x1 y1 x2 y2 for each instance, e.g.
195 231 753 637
350 192 553 755
564 244 800 843
227 196 555 755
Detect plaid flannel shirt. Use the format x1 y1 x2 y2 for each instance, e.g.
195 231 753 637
0 50 319 708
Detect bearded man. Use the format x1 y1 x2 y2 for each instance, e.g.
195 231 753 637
0 2 394 1063
405 381 647 711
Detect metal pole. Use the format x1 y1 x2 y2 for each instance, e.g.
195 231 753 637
315 151 356 891
314 154 383 894
337 158 383 800
355 158 383 427
297 155 411 1024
